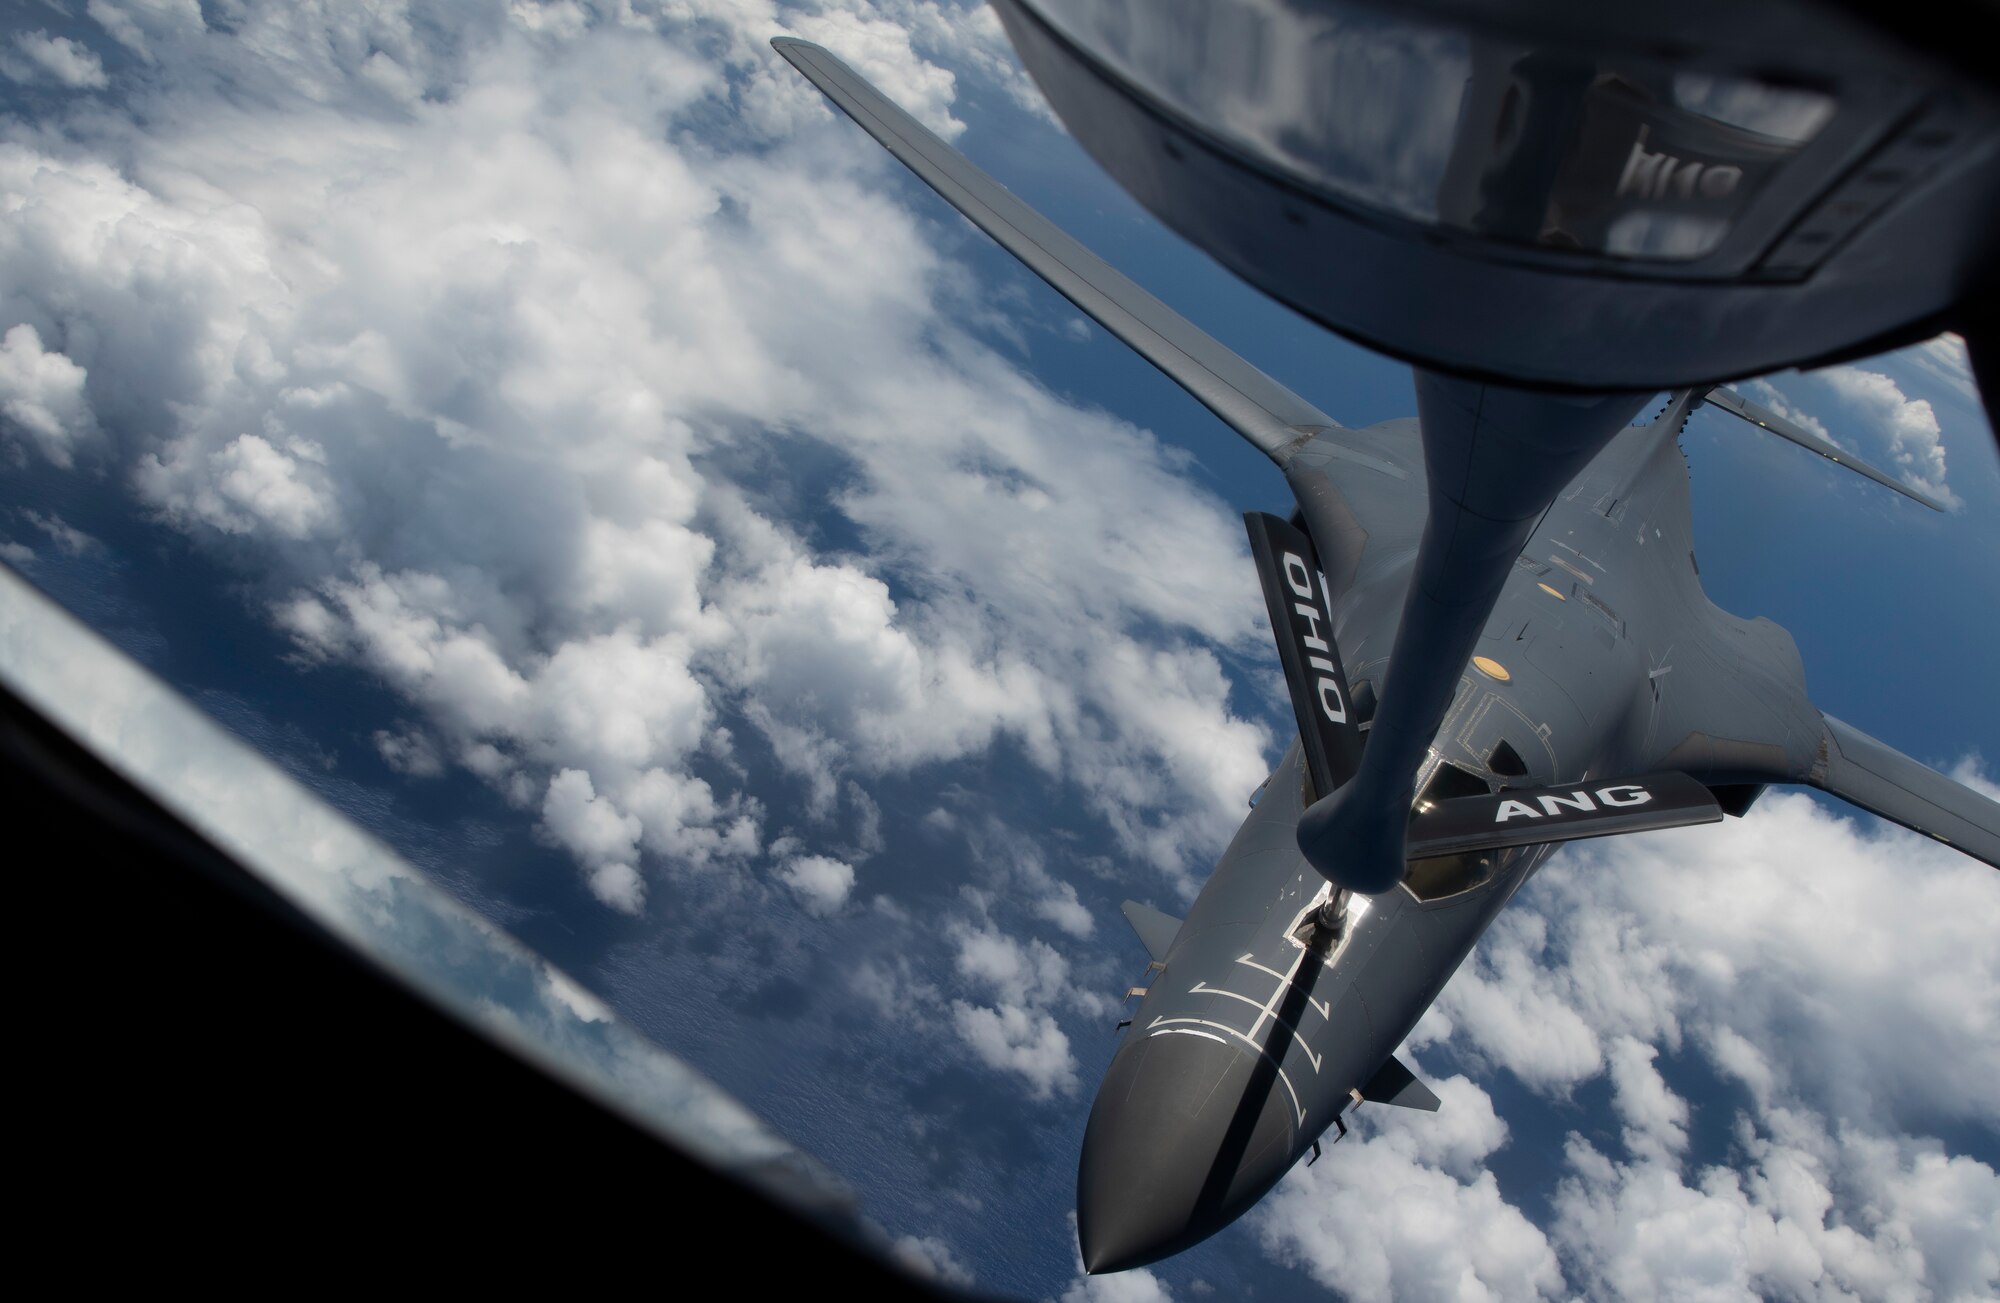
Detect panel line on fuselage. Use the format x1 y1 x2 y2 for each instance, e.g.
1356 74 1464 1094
1189 980 1325 1073
1227 952 1333 1023
1144 1017 1309 1126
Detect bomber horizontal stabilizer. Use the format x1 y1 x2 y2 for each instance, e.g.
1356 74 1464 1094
1811 716 2000 869
1120 900 1183 965
1703 386 1944 510
1406 771 1723 860
1245 512 1365 800
1360 1056 1440 1112
770 38 1339 466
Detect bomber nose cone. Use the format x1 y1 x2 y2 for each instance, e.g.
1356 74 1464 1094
1077 1028 1298 1272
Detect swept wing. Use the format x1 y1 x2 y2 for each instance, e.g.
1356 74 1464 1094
772 38 1336 466
1703 386 1944 510
1811 717 2000 867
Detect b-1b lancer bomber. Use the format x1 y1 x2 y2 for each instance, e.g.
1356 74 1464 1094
776 0 2000 1273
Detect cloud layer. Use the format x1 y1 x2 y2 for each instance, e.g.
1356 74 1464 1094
1 0 1269 920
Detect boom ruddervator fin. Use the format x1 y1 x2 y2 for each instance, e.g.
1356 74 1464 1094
1701 386 1945 511
1406 772 1724 859
770 37 1338 467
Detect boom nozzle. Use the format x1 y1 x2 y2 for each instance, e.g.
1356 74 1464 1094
1296 774 1412 895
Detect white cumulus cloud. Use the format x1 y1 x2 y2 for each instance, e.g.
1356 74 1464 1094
540 767 644 911
1253 1072 1564 1301
1820 365 1962 509
4 32 110 90
950 999 1077 1099
1554 1118 2000 1302
889 1233 975 1288
138 432 338 539
0 323 97 467
1 0 1268 918
781 853 856 916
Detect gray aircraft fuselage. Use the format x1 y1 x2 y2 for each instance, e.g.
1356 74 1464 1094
769 31 2000 1283
1077 392 1814 1271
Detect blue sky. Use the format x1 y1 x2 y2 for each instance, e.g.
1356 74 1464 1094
2 3 1996 1299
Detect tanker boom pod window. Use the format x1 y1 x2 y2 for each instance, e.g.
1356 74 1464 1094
1026 0 1836 262
1028 0 1471 224
1405 762 1499 901
1547 71 1831 260
1671 72 1835 144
